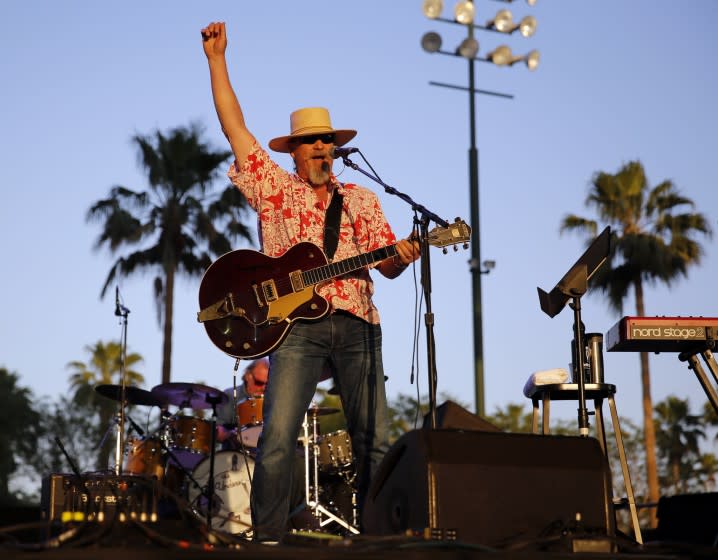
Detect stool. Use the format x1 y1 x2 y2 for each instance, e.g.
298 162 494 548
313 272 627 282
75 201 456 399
525 382 643 544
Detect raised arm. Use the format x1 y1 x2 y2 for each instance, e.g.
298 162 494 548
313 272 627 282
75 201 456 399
201 22 256 166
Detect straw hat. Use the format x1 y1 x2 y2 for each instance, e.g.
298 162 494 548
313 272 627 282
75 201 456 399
268 107 357 153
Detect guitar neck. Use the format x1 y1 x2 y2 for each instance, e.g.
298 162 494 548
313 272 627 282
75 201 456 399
302 244 398 286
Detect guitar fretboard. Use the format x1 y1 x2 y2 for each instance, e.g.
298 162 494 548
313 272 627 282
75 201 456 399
302 245 398 286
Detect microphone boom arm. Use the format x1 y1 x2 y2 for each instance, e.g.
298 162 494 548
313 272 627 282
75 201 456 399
339 152 461 430
339 154 449 228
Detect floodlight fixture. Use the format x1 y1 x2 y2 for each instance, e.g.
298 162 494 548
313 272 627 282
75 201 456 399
487 45 513 66
454 1 475 25
421 31 443 53
489 10 513 33
457 37 480 59
422 0 444 19
524 49 540 70
518 15 537 37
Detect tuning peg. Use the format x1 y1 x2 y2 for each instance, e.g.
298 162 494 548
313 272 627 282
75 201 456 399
443 247 448 254
463 243 469 250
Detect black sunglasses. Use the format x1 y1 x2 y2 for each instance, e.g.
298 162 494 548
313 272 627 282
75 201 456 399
296 133 335 145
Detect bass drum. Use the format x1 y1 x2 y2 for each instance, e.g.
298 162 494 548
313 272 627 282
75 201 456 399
188 451 254 534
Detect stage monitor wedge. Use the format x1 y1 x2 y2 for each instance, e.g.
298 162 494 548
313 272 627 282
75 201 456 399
363 429 615 548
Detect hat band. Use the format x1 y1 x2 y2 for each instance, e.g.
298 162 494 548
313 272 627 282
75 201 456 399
290 125 334 136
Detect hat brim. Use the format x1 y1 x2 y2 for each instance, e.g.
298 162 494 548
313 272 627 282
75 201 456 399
268 129 357 153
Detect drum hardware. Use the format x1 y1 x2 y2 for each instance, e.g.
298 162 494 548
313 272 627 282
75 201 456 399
317 430 353 473
300 405 359 535
150 381 232 529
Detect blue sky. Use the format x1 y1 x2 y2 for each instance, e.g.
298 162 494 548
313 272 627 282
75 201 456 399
1 1 716 431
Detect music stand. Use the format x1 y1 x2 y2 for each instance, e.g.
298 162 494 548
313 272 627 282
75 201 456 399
537 226 611 435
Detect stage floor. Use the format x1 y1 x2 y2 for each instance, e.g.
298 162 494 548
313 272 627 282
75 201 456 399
1 512 715 560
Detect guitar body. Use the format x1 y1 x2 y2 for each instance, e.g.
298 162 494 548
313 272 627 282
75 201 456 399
198 243 330 359
198 219 471 360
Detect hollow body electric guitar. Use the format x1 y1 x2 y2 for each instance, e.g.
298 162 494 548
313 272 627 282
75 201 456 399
198 219 470 359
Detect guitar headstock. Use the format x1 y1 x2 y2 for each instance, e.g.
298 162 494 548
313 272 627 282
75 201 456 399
427 218 471 250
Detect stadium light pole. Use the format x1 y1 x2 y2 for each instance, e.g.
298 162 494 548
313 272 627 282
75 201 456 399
421 0 539 416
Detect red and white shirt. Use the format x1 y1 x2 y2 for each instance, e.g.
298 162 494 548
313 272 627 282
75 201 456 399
228 142 397 324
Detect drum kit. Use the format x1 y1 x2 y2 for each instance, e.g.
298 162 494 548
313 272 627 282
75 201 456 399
94 380 359 536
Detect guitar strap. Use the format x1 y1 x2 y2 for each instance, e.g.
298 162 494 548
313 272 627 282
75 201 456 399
323 189 344 262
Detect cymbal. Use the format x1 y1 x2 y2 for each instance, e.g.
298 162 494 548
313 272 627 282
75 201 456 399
95 384 163 407
151 382 228 409
307 405 340 417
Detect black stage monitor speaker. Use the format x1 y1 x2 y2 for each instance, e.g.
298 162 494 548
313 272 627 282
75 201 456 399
423 400 502 432
656 492 718 545
363 429 614 547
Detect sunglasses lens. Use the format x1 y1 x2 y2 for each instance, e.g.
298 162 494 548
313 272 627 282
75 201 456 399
300 134 335 145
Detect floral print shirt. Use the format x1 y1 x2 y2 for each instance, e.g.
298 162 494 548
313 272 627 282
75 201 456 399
228 142 396 324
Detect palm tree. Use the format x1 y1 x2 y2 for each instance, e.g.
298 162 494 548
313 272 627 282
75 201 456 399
654 396 705 494
87 123 253 386
67 340 145 469
561 160 711 525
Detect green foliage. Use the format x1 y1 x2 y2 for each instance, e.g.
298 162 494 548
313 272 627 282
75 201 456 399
654 396 715 495
486 402 533 433
0 368 42 505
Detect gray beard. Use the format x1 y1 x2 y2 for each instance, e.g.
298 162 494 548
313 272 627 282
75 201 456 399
307 164 330 186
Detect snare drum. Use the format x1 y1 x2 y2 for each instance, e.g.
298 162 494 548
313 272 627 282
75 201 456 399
318 430 353 472
168 415 212 470
125 437 164 479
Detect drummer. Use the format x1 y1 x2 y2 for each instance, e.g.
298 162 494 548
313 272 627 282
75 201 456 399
216 358 269 448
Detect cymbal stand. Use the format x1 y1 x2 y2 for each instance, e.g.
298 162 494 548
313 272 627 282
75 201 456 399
301 410 359 534
202 395 222 530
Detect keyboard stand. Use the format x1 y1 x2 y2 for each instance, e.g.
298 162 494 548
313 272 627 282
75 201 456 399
527 382 643 544
679 347 718 415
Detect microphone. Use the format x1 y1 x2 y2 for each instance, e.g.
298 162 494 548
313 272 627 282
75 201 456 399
115 286 121 317
331 146 359 159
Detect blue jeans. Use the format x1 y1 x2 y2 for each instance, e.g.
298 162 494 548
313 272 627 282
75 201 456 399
251 312 389 539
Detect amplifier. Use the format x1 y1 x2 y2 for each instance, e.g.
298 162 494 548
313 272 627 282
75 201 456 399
41 473 160 522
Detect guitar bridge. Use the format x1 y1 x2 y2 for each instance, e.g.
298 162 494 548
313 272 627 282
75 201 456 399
197 293 245 323
289 270 305 292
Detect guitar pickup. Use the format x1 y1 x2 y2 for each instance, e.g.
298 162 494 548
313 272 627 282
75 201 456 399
261 280 278 302
197 293 245 323
289 270 305 292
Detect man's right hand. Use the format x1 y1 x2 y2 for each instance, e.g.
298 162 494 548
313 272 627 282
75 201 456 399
201 21 227 60
200 20 256 168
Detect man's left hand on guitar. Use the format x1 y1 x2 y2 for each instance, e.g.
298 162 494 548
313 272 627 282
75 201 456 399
379 236 421 278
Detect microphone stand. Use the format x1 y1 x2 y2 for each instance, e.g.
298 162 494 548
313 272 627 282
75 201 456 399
339 153 452 429
114 287 131 475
